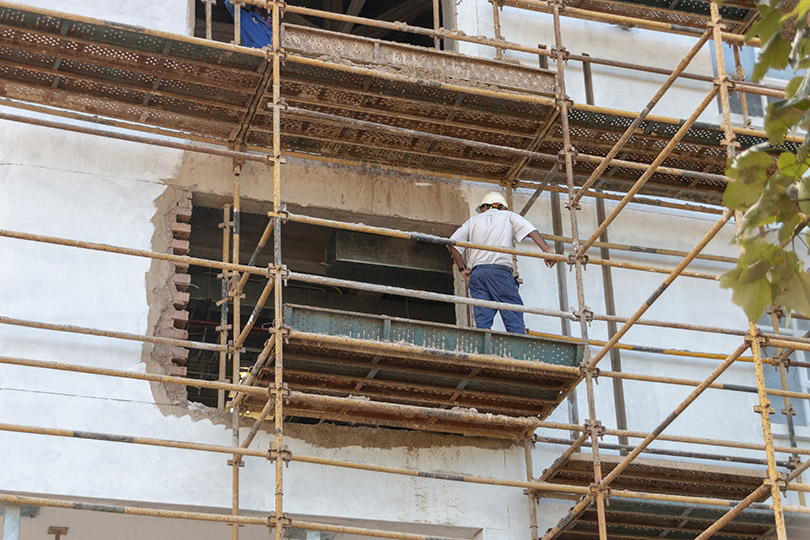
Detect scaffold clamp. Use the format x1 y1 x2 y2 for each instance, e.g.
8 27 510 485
267 444 293 465
227 457 245 467
788 456 802 470
573 308 594 325
584 419 605 439
266 512 292 531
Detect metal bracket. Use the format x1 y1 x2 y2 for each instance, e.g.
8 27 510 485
781 405 797 417
753 404 776 415
579 364 600 380
584 419 605 439
788 456 802 471
573 308 594 324
227 340 246 355
550 47 570 63
267 444 293 465
227 458 245 467
766 306 785 319
266 512 292 531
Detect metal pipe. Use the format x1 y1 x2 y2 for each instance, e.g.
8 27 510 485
0 228 272 277
596 196 628 449
550 4 606 538
235 218 274 297
0 355 271 397
523 438 540 540
492 0 504 59
571 30 712 206
577 86 722 256
280 212 720 280
433 0 441 50
0 315 225 352
219 203 232 409
588 210 733 368
230 164 242 540
598 341 749 490
284 104 732 185
0 493 467 540
0 111 270 163
498 0 760 45
533 435 789 467
769 311 805 505
235 278 274 348
269 11 286 540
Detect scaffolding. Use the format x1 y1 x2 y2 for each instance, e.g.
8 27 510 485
0 0 809 539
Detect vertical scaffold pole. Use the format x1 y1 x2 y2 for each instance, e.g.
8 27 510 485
492 1 504 59
551 4 607 539
234 1 242 46
523 437 540 540
204 0 215 41
231 161 243 540
433 0 441 50
769 309 805 506
710 4 786 537
218 203 232 409
270 2 287 539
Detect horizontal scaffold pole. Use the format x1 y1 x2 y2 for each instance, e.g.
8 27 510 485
0 493 464 540
0 110 271 163
6 226 810 344
278 211 720 279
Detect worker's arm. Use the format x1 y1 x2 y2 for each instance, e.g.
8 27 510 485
528 230 556 268
449 247 472 283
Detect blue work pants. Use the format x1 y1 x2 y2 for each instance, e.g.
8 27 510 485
468 265 525 334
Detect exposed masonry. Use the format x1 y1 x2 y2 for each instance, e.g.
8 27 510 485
155 192 192 380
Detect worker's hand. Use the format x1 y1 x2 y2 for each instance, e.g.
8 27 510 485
543 250 556 269
461 268 472 283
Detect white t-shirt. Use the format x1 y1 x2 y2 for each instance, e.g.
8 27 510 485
449 208 537 269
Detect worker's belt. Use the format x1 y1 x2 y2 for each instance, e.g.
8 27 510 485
472 264 513 272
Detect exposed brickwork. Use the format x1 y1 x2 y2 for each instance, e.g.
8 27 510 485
155 191 192 367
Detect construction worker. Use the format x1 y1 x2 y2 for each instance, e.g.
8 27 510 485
225 0 274 49
449 191 555 334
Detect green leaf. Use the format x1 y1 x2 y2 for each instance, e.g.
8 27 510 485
747 5 783 47
731 276 772 322
766 99 810 144
775 271 810 317
785 0 810 20
786 76 804 99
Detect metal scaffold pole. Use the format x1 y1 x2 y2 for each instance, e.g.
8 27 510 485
709 4 787 538
231 161 244 540
550 3 607 538
269 1 287 538
770 308 807 506
219 203 232 409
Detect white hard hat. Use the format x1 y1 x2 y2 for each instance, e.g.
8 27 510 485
477 191 508 213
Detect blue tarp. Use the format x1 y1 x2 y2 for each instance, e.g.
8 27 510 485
225 0 273 49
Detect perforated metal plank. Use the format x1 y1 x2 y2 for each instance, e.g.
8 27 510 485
566 0 757 33
242 304 582 436
546 497 780 540
544 453 770 501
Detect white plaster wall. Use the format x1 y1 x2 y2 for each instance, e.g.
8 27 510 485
17 0 193 34
456 0 720 123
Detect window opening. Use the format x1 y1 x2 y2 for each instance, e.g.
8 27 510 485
183 204 455 407
193 0 440 48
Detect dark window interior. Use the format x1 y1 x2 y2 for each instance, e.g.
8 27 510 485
193 0 440 48
184 204 455 406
